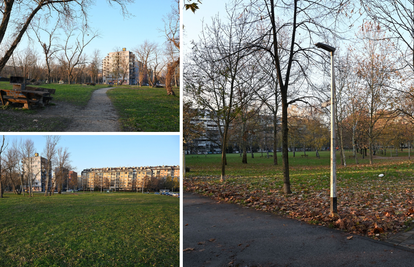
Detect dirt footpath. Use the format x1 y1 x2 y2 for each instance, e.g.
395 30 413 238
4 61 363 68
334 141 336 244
37 87 120 132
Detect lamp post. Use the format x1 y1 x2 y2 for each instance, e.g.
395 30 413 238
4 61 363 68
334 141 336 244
315 42 337 215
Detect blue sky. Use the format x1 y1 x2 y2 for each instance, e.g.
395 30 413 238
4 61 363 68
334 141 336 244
183 0 227 53
17 0 176 61
2 135 180 175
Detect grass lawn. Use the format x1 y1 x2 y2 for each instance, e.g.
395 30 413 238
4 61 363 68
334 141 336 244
185 150 414 239
0 110 71 132
0 82 110 131
0 192 179 267
107 86 179 132
0 82 109 107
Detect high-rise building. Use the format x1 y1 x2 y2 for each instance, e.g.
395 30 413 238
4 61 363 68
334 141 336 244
102 48 139 85
22 153 51 192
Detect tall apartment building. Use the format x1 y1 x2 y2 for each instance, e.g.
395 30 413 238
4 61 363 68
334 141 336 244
81 165 180 191
102 48 139 85
22 153 52 192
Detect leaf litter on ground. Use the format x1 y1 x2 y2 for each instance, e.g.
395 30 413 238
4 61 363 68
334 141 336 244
185 161 414 241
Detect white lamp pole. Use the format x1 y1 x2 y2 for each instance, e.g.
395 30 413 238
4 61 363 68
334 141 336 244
315 42 337 215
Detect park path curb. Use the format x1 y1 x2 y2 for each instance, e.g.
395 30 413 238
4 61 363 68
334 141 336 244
386 229 414 249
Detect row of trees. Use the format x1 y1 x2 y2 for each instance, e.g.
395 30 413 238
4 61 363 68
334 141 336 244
184 0 414 193
0 136 72 198
84 175 179 193
0 0 132 78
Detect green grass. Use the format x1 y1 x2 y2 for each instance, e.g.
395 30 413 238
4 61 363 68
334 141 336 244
107 86 179 132
0 82 109 107
185 150 414 191
38 83 110 106
0 192 179 267
0 112 71 132
0 82 111 131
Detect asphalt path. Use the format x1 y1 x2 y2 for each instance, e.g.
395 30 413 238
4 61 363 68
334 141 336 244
183 192 414 267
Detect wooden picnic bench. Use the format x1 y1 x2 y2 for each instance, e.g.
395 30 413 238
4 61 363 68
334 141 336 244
1 76 56 109
0 87 54 109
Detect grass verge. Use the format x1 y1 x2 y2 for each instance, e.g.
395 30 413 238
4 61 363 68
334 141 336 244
107 86 179 132
0 192 179 266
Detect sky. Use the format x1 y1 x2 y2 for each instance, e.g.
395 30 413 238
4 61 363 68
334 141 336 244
183 0 227 53
182 0 364 54
15 0 176 62
2 134 180 175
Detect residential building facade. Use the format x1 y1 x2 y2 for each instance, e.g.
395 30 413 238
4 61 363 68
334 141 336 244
22 153 52 192
102 48 139 85
80 165 180 191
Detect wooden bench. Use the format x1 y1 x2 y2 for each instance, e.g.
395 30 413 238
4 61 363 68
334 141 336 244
0 88 53 109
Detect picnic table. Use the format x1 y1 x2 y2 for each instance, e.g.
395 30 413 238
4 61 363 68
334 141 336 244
0 86 55 109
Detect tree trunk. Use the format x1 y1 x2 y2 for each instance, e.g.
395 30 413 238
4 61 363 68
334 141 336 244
242 148 247 164
340 126 346 167
20 174 25 197
44 172 50 196
220 130 228 182
281 93 291 194
273 111 278 165
352 127 358 164
165 59 179 96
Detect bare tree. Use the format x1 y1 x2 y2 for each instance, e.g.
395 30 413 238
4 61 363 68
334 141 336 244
88 49 101 83
0 0 133 73
20 138 36 197
4 140 20 194
55 147 71 194
185 1 259 181
354 21 400 164
43 136 60 196
59 26 98 84
163 0 180 95
14 47 38 81
248 0 352 194
30 17 61 83
134 40 157 86
148 46 163 87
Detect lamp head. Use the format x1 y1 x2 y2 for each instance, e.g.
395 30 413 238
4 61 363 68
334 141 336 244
315 42 336 53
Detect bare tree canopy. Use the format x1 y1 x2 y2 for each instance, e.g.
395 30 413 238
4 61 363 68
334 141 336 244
0 0 133 73
163 0 180 95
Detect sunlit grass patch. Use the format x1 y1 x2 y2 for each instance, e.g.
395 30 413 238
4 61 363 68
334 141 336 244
0 192 179 266
107 86 179 132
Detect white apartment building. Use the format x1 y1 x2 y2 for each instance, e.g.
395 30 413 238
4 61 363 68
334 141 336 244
102 48 139 85
22 153 52 192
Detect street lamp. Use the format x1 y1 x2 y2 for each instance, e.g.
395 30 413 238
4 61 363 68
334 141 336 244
315 42 337 215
